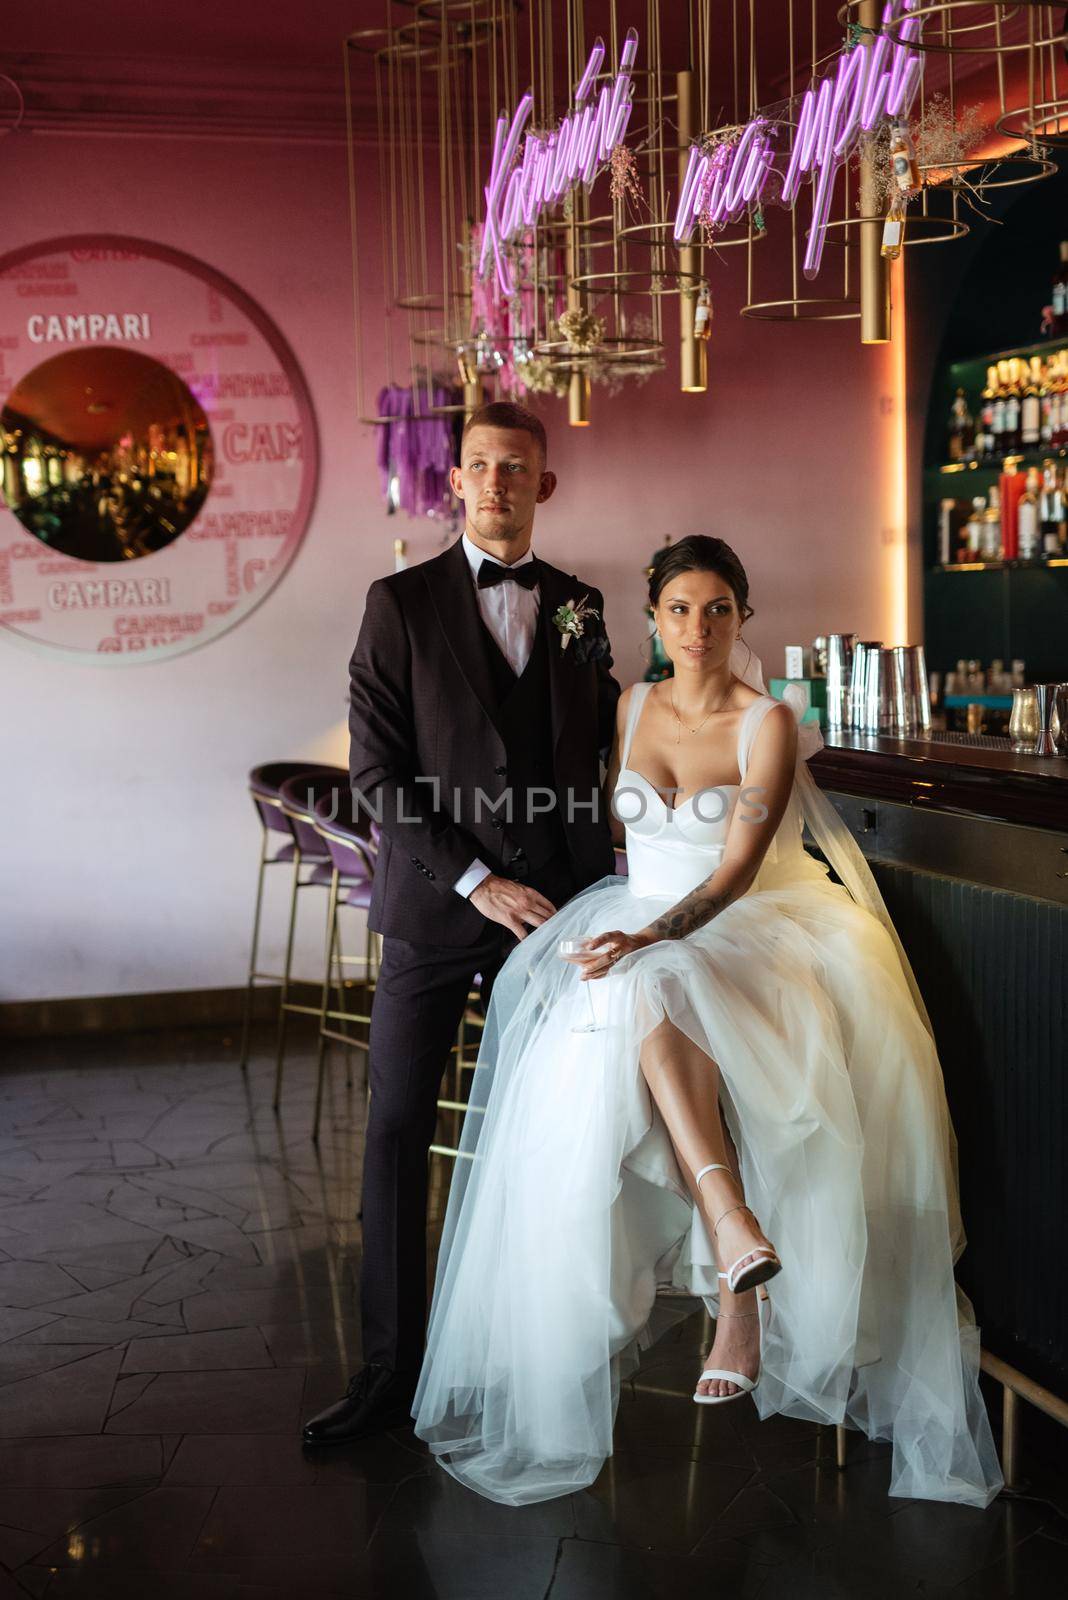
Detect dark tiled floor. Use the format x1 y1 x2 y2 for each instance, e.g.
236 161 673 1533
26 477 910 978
0 1026 1065 1599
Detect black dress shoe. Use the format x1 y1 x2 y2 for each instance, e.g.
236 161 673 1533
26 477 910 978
301 1363 417 1446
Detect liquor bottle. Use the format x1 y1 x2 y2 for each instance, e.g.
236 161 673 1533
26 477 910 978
881 195 906 260
979 366 997 460
991 363 1008 457
982 483 1002 559
947 388 973 462
1052 241 1068 336
1040 357 1055 447
999 468 1023 559
1017 467 1041 560
889 120 921 196
938 498 956 566
1001 361 1022 454
1041 461 1065 556
693 284 713 340
1052 356 1067 448
964 496 985 557
1021 357 1042 449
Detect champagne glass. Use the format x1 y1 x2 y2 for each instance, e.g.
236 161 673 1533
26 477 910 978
558 939 604 1032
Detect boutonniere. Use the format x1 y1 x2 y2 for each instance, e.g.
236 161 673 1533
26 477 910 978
552 594 610 666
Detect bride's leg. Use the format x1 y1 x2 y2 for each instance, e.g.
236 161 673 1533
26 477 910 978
638 1017 770 1399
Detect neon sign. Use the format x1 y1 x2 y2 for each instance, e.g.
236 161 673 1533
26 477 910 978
480 29 639 295
673 0 925 279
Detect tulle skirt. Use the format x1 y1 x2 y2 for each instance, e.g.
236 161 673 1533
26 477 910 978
412 856 1003 1510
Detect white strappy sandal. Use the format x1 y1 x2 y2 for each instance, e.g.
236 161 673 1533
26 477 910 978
693 1305 763 1406
696 1161 783 1295
691 1160 781 1408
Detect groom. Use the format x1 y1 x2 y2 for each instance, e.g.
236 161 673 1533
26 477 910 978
302 401 621 1444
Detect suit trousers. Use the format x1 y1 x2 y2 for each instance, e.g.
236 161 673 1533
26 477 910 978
360 853 577 1374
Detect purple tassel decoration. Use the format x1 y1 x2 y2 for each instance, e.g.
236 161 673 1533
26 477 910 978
376 385 456 519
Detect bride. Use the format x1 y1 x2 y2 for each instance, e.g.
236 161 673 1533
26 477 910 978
412 535 1003 1511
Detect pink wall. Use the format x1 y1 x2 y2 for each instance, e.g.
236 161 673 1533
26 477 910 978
1 125 913 1004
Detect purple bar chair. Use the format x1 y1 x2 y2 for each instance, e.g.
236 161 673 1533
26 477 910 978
239 762 347 1072
309 790 378 1141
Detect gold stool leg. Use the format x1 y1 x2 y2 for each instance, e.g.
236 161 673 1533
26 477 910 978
272 845 302 1111
238 828 269 1072
835 1424 848 1469
453 1010 466 1150
1002 1384 1020 1490
334 914 354 1089
312 866 340 1144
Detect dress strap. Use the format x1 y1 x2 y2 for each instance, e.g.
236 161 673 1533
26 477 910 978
620 681 653 770
737 695 786 778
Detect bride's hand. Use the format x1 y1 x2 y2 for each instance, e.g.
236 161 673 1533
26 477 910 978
570 930 652 980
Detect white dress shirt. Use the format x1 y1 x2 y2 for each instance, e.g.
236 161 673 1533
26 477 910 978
453 534 541 899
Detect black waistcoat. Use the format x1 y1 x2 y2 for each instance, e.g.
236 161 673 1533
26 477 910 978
477 611 568 871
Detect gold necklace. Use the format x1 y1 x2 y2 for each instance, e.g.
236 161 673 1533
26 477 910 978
669 678 736 743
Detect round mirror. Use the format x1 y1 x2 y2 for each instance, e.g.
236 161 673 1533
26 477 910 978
1 347 213 563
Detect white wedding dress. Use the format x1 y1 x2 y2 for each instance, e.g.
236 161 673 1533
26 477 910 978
412 650 1003 1511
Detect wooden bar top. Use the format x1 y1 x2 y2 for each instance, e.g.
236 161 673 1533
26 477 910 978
808 728 1068 832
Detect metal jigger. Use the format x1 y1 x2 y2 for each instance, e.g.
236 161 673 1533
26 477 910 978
824 633 856 729
1032 684 1059 755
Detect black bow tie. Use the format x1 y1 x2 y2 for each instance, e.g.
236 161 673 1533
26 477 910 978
477 559 539 592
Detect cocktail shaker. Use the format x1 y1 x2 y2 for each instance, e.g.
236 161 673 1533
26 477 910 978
886 648 911 734
1009 686 1039 750
824 633 856 729
862 645 899 735
847 641 881 730
886 643 932 735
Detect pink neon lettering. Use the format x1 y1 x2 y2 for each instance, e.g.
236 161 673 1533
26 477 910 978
480 94 535 292
575 40 606 106
673 0 925 280
480 29 638 294
672 121 776 244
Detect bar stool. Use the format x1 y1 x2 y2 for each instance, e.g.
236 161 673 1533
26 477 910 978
303 796 482 1158
310 790 379 1141
238 762 347 1072
271 772 357 1107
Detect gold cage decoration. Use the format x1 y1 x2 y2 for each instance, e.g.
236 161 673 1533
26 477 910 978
345 1 1067 424
836 2 1067 194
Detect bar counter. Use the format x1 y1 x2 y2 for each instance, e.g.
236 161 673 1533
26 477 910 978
812 727 1068 834
806 725 1068 1422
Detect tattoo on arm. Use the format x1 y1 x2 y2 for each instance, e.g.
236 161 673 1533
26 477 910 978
648 877 729 940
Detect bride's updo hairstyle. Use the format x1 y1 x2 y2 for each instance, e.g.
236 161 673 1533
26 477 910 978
647 535 755 626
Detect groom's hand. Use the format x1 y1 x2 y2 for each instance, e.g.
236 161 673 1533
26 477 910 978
469 875 557 941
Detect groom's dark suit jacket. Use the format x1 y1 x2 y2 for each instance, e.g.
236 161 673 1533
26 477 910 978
348 536 621 946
